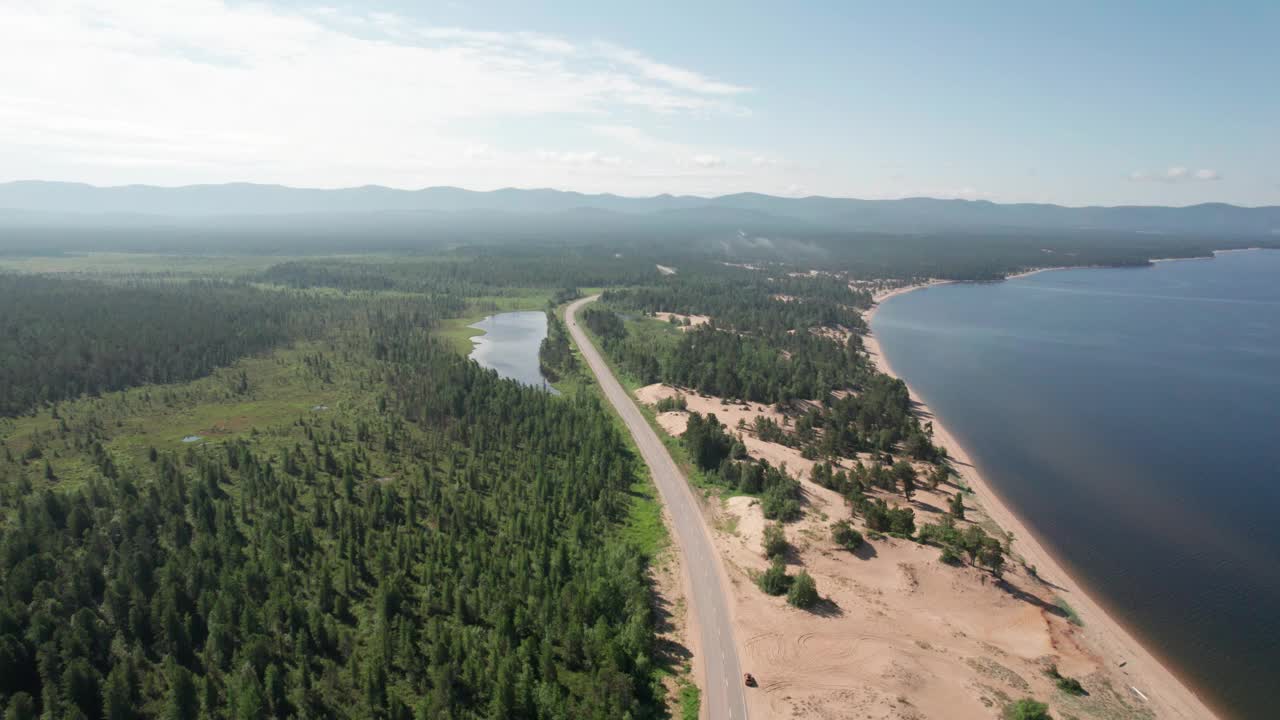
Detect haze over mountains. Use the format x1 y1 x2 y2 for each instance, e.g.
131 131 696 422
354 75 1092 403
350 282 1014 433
2 180 1278 236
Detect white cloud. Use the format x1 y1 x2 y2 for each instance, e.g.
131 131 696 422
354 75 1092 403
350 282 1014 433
464 144 493 161
692 154 724 168
0 0 750 188
594 42 749 96
535 150 624 167
1130 167 1222 183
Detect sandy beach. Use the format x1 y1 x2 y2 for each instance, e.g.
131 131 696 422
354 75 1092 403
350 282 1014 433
863 283 1221 720
637 374 1182 719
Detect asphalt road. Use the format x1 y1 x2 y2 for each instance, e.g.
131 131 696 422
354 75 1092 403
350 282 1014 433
566 295 748 720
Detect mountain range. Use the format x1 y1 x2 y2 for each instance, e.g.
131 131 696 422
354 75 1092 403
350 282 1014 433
2 181 1278 236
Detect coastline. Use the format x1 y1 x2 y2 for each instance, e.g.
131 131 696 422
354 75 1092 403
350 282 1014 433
863 280 1221 720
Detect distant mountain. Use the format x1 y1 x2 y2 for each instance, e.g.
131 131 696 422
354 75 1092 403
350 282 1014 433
1 180 1278 236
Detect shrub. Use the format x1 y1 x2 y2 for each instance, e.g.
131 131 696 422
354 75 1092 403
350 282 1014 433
1004 698 1052 720
786 571 819 609
831 520 863 551
762 522 788 559
1045 665 1085 696
656 394 688 412
757 559 791 596
761 481 802 521
861 498 914 535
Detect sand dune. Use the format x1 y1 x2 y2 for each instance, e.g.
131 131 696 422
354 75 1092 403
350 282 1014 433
635 379 1198 720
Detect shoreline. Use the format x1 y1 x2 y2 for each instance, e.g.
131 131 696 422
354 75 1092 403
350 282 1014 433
863 276 1222 720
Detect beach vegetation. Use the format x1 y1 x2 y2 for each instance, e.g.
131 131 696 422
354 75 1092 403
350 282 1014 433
1004 698 1053 720
757 558 792 596
1045 665 1086 696
831 520 864 551
787 571 820 609
928 464 951 489
1054 597 1084 626
892 460 917 500
859 497 916 536
763 522 788 559
655 393 688 412
918 517 1007 576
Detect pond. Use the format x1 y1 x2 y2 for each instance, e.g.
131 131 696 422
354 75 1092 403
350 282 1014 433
467 311 560 394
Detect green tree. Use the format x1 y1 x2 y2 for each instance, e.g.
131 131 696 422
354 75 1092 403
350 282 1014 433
831 520 863 551
786 571 819 609
231 662 267 720
892 460 916 501
102 664 135 720
757 559 791 596
62 657 101 720
163 661 199 720
3 693 36 720
762 522 787 559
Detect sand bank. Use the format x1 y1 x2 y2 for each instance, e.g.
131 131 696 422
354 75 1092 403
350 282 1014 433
864 284 1220 720
639 379 1162 719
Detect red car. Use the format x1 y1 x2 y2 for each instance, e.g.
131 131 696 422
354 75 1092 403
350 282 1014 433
743 673 757 687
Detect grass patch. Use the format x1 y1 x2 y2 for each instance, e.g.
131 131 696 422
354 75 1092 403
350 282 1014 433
437 316 487 355
678 677 701 720
436 290 557 355
1055 596 1084 626
621 479 668 558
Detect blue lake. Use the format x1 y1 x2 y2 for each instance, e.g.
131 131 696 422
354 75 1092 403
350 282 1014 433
872 250 1280 720
468 311 559 394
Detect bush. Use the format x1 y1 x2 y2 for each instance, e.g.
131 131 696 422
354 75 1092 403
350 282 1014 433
757 559 791 596
1004 698 1052 720
831 520 863 551
761 481 802 521
861 498 914 535
762 522 788 559
1045 665 1085 696
656 394 688 412
1056 676 1085 696
786 571 819 609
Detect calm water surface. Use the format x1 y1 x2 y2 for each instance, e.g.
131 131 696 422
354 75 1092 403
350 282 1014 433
872 250 1280 720
468 311 559 394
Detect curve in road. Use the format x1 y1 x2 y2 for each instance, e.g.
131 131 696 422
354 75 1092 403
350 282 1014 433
566 295 748 720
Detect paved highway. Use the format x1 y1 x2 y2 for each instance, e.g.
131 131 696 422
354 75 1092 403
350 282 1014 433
566 295 748 720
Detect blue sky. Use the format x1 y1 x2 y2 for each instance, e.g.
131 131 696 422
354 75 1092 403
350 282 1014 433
1 1 1275 205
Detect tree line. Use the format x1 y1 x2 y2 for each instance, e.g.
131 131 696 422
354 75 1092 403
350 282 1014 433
0 276 344 417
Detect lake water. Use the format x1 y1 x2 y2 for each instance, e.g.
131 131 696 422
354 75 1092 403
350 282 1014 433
872 250 1280 720
468 311 559 394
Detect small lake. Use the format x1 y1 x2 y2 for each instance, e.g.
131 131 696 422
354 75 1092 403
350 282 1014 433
468 311 559 394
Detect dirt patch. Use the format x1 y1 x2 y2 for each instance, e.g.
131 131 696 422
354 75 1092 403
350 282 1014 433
652 312 710 330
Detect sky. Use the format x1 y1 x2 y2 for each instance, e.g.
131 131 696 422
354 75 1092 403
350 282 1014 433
1 0 1276 206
